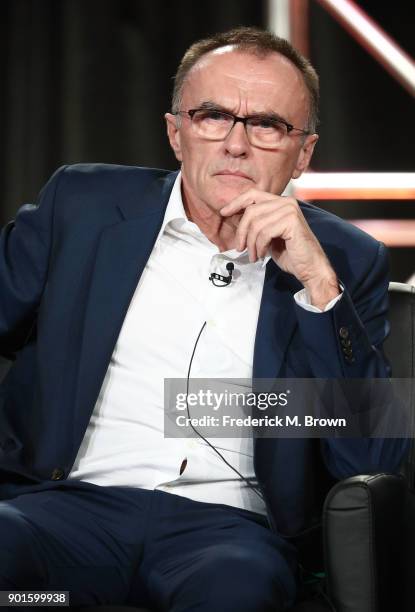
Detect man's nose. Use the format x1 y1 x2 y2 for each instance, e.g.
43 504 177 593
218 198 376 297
223 121 250 157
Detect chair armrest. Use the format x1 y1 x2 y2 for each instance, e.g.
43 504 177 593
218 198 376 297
323 473 406 612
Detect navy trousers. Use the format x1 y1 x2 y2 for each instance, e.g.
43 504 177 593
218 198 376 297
0 480 298 611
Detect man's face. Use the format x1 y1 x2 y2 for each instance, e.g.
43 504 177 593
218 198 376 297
165 47 318 214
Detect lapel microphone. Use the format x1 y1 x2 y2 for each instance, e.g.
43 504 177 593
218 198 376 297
209 262 234 287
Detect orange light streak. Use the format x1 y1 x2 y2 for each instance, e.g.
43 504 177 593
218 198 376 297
293 173 415 200
350 220 415 246
316 0 415 96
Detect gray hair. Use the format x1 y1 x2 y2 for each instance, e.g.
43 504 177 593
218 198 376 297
172 26 319 133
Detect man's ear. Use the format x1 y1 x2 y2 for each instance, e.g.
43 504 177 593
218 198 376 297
291 133 318 179
165 113 183 162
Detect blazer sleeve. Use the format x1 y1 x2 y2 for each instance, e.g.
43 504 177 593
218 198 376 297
0 166 67 357
294 241 409 478
294 240 390 378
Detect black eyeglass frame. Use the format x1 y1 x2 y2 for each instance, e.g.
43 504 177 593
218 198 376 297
173 108 311 138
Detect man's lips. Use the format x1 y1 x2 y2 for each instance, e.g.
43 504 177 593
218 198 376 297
215 170 252 180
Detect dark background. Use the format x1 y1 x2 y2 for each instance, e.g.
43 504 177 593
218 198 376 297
0 0 413 279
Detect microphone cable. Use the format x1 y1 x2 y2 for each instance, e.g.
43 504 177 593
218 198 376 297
184 320 264 502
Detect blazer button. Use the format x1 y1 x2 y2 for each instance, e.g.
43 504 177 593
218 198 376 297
339 327 349 339
51 468 65 481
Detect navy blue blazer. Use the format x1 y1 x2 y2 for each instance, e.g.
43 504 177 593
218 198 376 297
0 164 407 537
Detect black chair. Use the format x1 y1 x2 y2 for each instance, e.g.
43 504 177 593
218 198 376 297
2 283 414 612
320 281 415 612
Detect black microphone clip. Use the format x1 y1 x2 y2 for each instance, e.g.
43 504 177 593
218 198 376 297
209 262 234 287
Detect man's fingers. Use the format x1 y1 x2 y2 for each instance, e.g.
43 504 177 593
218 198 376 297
236 202 294 252
236 204 273 250
246 212 292 262
220 189 277 216
221 198 256 218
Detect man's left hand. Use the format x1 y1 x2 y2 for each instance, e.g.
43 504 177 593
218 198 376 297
220 189 340 310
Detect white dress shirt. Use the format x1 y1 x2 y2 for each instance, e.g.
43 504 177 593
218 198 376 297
68 172 341 514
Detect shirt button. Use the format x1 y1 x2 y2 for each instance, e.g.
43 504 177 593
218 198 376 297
50 468 65 481
179 458 188 475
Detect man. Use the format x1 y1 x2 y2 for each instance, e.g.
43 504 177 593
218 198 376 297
0 27 407 611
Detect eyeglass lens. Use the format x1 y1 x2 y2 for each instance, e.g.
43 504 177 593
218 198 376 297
191 110 288 147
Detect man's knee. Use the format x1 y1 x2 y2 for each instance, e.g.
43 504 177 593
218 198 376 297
0 502 47 589
185 544 296 611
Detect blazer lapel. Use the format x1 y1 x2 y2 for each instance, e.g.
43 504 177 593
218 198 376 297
253 261 301 385
72 172 177 449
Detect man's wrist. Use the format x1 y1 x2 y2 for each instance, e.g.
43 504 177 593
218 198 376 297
304 273 340 311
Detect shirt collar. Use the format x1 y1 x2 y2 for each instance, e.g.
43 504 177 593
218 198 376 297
157 171 187 235
157 171 270 268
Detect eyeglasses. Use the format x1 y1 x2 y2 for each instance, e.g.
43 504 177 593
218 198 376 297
173 108 311 148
